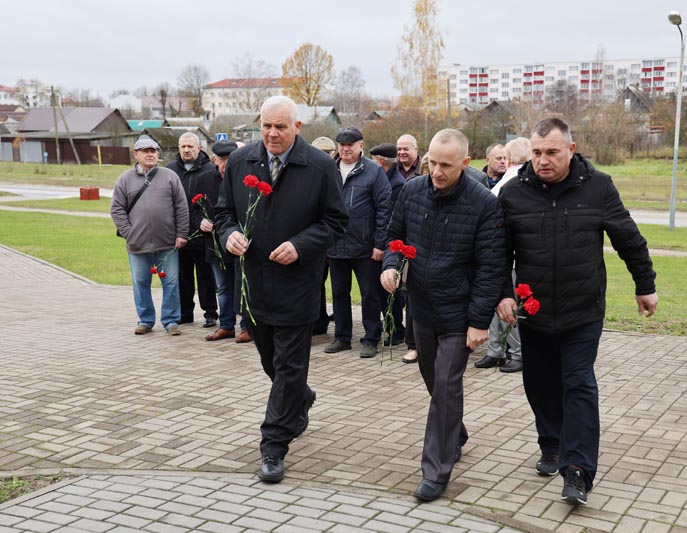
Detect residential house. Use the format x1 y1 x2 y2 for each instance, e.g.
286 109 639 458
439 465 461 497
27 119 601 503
1 107 133 164
202 78 289 120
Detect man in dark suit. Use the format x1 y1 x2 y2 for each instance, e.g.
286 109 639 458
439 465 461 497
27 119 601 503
214 96 348 483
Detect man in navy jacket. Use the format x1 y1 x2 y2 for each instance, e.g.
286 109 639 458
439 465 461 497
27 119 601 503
382 129 506 502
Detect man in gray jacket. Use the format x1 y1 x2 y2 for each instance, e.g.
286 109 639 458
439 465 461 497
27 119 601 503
110 137 189 335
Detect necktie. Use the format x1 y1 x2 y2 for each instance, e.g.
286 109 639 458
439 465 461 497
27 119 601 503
271 156 282 183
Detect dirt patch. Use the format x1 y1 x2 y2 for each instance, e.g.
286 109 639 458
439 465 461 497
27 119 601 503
0 476 64 504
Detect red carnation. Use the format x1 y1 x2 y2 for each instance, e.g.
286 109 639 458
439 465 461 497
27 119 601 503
389 240 405 253
523 297 540 315
515 283 533 299
257 181 273 196
192 193 204 204
158 271 167 279
243 174 259 188
150 266 158 274
402 245 417 259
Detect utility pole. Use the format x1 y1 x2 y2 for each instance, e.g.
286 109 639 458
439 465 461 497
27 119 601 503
50 86 61 165
56 93 81 165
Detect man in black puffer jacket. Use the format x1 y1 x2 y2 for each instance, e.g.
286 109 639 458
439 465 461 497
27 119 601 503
382 129 507 503
167 132 219 327
497 117 658 506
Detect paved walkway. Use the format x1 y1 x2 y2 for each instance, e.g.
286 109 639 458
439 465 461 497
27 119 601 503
0 244 686 532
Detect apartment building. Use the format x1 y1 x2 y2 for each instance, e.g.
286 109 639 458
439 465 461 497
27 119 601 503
439 57 686 106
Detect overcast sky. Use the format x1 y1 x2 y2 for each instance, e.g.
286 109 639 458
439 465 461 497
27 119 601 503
3 0 683 101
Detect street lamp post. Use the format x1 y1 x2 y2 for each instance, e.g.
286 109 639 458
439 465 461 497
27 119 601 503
668 11 685 231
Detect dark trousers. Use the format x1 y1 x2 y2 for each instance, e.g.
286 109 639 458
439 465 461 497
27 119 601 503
313 262 330 334
519 320 603 491
414 320 470 485
405 297 415 350
381 285 405 342
179 247 217 321
329 257 383 346
247 320 314 459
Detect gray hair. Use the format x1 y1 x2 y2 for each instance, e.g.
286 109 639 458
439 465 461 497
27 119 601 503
430 128 469 158
179 132 200 146
260 95 298 124
374 155 397 164
485 143 505 158
532 117 573 144
505 137 531 165
396 133 418 149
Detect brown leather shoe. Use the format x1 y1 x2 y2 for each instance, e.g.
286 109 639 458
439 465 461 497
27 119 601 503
205 328 235 341
236 330 252 343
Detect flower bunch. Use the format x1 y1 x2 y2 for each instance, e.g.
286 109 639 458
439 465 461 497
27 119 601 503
499 283 540 350
381 239 416 362
192 193 226 271
239 174 273 324
149 248 177 279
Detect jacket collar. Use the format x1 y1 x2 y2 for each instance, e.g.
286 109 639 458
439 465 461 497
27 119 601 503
518 153 594 188
246 135 309 166
427 170 469 202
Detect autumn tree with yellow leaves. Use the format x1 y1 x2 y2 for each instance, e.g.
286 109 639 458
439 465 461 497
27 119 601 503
281 43 334 106
391 0 446 110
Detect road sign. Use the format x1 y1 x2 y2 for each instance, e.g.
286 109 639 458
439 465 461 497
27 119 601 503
216 132 228 141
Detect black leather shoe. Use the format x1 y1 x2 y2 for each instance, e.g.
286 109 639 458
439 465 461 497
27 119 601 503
258 455 284 483
203 317 217 328
413 479 446 502
295 390 316 438
179 316 194 324
474 355 505 368
500 359 523 373
324 340 352 353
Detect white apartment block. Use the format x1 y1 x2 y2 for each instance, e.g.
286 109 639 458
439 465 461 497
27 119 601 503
201 78 287 119
439 57 687 106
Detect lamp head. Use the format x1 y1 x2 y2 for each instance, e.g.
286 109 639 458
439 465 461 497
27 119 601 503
669 11 682 26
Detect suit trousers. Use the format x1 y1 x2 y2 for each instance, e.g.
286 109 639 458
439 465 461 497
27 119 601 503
178 246 217 321
413 320 470 485
519 320 603 492
248 320 314 459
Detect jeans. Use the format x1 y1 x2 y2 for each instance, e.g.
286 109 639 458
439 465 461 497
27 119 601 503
128 249 180 330
210 257 238 330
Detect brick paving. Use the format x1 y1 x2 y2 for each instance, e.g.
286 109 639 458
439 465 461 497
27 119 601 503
0 243 686 532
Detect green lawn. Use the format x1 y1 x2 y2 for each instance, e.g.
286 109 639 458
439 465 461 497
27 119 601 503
1 196 112 213
0 161 127 188
0 210 682 335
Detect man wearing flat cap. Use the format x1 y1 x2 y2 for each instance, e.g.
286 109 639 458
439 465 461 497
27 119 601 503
191 140 250 342
369 143 407 348
111 136 189 336
325 127 393 358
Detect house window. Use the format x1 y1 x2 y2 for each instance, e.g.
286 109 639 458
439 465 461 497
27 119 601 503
502 73 509 79
569 65 578 71
668 61 677 68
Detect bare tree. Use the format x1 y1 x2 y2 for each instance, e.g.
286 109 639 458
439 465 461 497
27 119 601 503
545 80 580 116
282 43 335 106
391 0 445 109
231 52 277 79
330 66 369 114
177 63 209 115
62 88 105 107
156 82 174 119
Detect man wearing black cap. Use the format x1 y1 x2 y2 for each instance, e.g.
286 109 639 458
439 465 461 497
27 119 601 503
111 137 189 336
369 143 407 348
192 140 247 342
325 127 392 358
